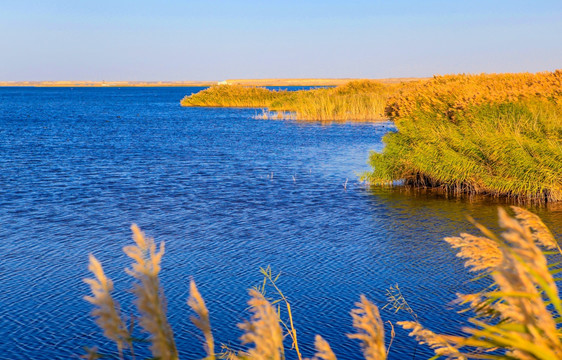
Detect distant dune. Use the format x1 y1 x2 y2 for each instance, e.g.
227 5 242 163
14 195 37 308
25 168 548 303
0 78 425 87
0 80 216 87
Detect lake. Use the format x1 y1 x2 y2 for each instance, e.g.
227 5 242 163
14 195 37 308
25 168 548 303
1 87 560 359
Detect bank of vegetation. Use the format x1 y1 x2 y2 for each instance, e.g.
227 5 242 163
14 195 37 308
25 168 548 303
181 80 394 121
84 207 562 360
364 71 562 203
181 71 562 202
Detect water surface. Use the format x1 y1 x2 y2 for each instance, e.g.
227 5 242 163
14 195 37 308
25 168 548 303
1 87 560 359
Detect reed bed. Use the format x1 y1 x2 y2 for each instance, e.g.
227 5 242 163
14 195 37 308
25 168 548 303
84 207 562 360
180 85 299 108
385 71 562 120
363 71 562 203
180 80 392 121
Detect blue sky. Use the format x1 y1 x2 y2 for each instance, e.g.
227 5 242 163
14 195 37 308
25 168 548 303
1 0 561 81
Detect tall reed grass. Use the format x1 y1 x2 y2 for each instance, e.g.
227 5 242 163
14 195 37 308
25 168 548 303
363 71 562 203
180 85 298 108
385 71 562 120
180 81 393 121
84 207 562 360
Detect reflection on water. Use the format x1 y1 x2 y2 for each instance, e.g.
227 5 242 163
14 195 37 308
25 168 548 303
368 186 562 234
0 87 560 360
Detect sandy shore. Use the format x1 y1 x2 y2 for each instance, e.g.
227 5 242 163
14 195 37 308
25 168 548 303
0 78 425 87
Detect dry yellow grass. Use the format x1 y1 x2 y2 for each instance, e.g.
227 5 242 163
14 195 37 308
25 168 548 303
385 71 562 121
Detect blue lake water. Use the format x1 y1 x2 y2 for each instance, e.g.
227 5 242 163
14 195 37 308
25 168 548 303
1 87 561 359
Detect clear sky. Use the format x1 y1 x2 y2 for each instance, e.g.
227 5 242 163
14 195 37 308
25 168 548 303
1 0 561 81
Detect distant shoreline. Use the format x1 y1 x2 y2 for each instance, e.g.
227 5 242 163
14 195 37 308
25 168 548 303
0 77 425 87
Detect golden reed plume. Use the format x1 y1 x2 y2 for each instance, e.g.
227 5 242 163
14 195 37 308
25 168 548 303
444 234 503 273
239 289 285 360
510 206 559 251
311 335 337 360
398 321 466 359
348 295 386 360
125 224 178 360
84 254 130 357
401 207 562 359
188 280 215 360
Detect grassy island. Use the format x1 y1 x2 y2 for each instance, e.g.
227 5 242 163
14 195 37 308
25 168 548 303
181 80 395 121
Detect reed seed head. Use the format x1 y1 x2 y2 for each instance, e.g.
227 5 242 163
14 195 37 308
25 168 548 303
444 234 502 272
510 206 558 250
398 321 465 359
311 335 337 360
188 280 215 360
239 289 284 360
347 295 386 360
124 224 178 360
84 254 129 355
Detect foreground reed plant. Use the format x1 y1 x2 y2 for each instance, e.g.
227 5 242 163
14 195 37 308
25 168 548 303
348 295 387 360
188 280 215 360
238 289 285 360
126 225 178 360
400 206 562 359
85 207 560 359
364 70 562 203
84 255 131 358
180 81 393 121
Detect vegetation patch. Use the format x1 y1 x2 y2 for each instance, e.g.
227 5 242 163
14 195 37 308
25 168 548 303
363 71 562 203
180 81 394 121
182 71 562 202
